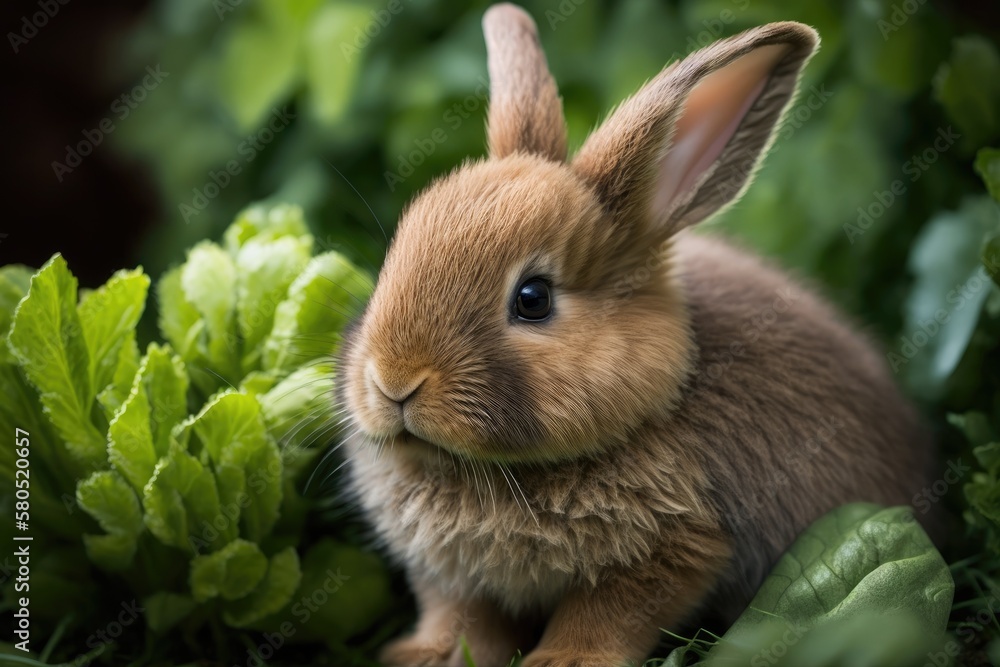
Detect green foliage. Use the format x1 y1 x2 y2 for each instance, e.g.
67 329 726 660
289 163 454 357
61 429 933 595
5 0 1000 664
0 205 388 664
662 504 954 666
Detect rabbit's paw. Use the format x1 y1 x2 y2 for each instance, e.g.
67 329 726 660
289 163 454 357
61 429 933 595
521 648 628 667
379 635 453 667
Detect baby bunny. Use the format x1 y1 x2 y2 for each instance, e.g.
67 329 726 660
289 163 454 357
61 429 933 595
337 4 933 666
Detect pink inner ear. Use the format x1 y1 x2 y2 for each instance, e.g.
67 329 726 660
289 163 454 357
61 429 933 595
653 44 790 215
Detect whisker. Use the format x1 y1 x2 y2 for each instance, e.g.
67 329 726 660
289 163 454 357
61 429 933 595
324 159 389 254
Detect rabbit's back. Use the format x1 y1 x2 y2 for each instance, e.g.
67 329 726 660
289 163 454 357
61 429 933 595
667 231 933 616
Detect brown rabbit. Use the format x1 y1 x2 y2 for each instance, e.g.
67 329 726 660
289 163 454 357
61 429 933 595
336 5 933 666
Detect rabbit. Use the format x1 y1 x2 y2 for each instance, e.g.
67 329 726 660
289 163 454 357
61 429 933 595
335 4 934 666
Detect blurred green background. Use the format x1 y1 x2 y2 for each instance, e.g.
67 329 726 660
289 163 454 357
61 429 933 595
3 0 1000 664
98 0 996 354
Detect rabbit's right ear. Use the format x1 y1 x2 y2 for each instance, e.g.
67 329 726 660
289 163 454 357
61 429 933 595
572 22 818 245
483 3 567 162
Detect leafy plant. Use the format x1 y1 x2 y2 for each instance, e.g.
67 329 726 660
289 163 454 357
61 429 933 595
0 204 389 664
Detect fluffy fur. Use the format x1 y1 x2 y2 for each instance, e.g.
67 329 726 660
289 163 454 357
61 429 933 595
336 5 933 666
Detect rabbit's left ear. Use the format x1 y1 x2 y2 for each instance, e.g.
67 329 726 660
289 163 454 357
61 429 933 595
483 3 567 162
572 22 818 241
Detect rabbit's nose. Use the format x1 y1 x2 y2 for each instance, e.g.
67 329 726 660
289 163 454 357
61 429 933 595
367 362 426 405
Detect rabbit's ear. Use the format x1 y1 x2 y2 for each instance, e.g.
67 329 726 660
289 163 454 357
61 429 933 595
483 4 567 162
572 22 818 240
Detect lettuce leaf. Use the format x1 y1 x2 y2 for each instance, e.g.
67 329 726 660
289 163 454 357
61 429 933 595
187 391 282 541
7 255 106 469
263 252 371 374
76 470 144 571
78 267 149 402
222 546 301 628
190 538 268 602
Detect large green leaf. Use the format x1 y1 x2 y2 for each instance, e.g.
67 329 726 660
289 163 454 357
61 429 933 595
222 546 302 628
187 391 283 541
0 264 33 364
262 252 372 373
898 196 1000 400
107 371 158 494
304 4 371 124
665 504 953 666
235 234 312 373
143 443 227 552
76 470 144 571
142 343 190 457
78 267 150 401
219 7 301 131
246 538 391 645
7 255 106 469
180 242 240 389
157 266 203 361
190 538 268 602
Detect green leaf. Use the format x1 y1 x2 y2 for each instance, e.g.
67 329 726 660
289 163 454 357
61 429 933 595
235 234 312 373
933 35 1000 150
246 538 390 644
223 203 311 254
7 255 106 469
78 267 149 400
189 391 282 541
76 470 144 570
0 365 80 538
899 196 1000 400
948 411 997 449
666 504 953 665
304 4 371 124
141 343 189 457
157 266 202 360
0 264 33 364
143 444 226 552
190 538 268 602
107 370 157 493
82 533 142 573
976 147 1000 202
97 331 140 418
180 242 240 386
222 546 301 628
143 592 197 634
258 362 336 455
220 8 301 132
263 252 372 373
973 442 1000 476
106 343 188 493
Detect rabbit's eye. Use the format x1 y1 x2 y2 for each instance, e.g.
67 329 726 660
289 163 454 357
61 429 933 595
514 278 552 321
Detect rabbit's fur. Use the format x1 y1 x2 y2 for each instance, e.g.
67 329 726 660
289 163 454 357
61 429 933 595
337 5 932 666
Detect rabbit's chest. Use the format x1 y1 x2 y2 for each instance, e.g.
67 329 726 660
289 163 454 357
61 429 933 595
348 446 673 613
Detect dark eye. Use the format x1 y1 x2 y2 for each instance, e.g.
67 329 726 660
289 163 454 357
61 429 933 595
514 278 552 321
